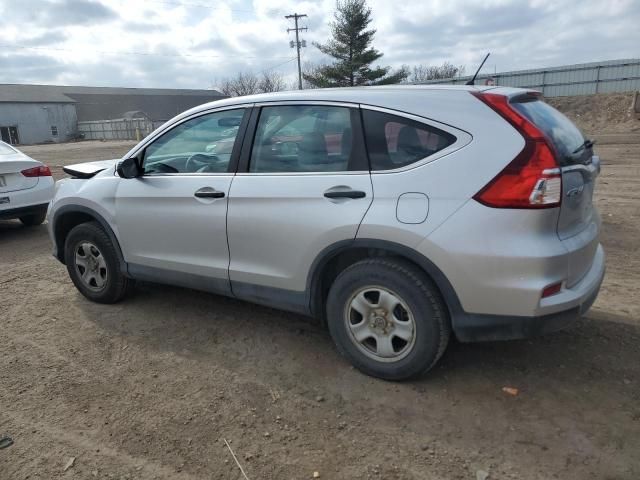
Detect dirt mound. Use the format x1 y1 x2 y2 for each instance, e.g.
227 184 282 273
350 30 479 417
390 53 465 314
547 92 639 134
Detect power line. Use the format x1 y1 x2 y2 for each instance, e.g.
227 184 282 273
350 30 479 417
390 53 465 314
0 44 294 60
285 13 308 90
258 57 298 75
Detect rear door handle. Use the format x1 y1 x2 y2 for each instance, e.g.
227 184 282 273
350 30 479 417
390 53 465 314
194 187 225 199
323 190 366 199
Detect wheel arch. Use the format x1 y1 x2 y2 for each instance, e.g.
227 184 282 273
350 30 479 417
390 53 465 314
307 239 464 325
52 205 128 274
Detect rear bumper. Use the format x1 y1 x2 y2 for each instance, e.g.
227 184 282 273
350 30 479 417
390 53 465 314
454 244 605 342
0 177 54 218
0 202 49 220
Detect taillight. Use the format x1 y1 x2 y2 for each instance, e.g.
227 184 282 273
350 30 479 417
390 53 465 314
471 92 561 209
21 165 52 177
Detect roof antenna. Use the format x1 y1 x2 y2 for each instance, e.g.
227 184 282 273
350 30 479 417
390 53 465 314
466 52 490 86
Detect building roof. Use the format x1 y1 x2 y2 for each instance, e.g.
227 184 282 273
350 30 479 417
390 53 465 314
0 84 223 103
0 84 77 103
0 84 226 121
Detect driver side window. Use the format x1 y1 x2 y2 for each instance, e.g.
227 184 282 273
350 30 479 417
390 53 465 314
143 109 245 174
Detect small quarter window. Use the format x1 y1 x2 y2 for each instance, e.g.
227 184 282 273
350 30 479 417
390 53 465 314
51 125 58 136
362 110 455 170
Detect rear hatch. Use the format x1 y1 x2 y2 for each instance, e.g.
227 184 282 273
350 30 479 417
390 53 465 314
0 144 39 194
512 96 600 286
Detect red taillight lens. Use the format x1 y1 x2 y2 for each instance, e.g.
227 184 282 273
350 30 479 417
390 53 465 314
21 165 52 177
471 92 561 209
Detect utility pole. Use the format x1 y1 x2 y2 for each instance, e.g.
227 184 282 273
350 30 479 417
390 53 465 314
286 13 307 90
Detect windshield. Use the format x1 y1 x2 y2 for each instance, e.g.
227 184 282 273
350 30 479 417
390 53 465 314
512 99 589 166
0 142 16 155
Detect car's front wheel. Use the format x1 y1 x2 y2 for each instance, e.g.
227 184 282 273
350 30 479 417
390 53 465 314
326 258 450 381
64 222 133 303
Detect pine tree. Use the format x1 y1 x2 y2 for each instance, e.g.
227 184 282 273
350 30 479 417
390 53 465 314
304 0 408 87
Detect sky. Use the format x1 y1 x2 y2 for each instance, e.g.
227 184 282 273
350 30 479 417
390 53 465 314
0 0 638 90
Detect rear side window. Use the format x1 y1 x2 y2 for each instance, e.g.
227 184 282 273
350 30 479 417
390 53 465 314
362 110 456 171
250 105 355 173
511 99 587 166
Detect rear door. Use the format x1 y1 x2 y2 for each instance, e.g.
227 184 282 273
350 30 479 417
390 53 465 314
227 103 372 303
512 97 600 285
0 143 38 194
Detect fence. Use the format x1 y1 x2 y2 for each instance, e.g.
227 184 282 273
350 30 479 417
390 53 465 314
418 59 640 97
77 117 154 141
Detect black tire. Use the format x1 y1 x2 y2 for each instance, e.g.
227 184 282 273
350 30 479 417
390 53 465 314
64 221 134 304
326 257 450 381
19 209 47 226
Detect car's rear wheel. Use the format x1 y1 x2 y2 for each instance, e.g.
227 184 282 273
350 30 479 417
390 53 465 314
19 209 47 226
326 258 450 380
64 222 133 303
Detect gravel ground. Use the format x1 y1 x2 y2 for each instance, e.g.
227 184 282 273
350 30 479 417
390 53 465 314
1 127 639 479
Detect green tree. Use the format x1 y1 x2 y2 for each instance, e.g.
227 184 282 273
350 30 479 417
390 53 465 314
304 0 408 87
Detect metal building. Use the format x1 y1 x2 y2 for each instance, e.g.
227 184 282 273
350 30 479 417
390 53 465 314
0 84 225 145
417 58 640 97
0 85 77 144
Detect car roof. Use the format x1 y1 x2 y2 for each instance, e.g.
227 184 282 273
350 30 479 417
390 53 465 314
184 84 522 116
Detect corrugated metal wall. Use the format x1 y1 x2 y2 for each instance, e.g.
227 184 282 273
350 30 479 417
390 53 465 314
0 103 77 144
418 59 640 97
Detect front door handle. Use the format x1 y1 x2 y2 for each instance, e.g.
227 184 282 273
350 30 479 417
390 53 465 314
324 190 366 199
194 187 225 199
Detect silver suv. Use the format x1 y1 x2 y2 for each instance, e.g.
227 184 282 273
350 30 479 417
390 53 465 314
48 86 605 380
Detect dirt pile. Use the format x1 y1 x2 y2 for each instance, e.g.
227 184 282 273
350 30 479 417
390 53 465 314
547 92 639 134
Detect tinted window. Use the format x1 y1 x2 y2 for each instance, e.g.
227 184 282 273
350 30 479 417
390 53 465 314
143 109 244 174
362 110 456 170
512 99 587 166
250 105 353 173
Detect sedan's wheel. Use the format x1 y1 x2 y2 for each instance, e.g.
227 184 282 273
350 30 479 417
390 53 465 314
74 241 108 291
19 210 47 226
64 222 134 303
327 258 450 381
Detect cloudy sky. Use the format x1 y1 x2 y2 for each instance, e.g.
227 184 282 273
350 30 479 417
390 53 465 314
0 0 638 90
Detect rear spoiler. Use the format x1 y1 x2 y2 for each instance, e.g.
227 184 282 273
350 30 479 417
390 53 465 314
62 159 119 179
62 166 106 179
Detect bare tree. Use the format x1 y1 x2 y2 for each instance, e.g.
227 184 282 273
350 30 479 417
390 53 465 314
406 62 466 83
259 71 287 93
217 70 288 97
220 71 260 96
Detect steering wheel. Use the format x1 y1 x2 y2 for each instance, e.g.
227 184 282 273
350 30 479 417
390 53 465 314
152 162 179 173
185 153 221 173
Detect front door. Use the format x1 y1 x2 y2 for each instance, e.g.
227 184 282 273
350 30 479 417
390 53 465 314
227 104 373 306
115 107 248 294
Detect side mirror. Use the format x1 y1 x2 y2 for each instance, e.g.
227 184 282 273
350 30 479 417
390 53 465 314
117 156 142 178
